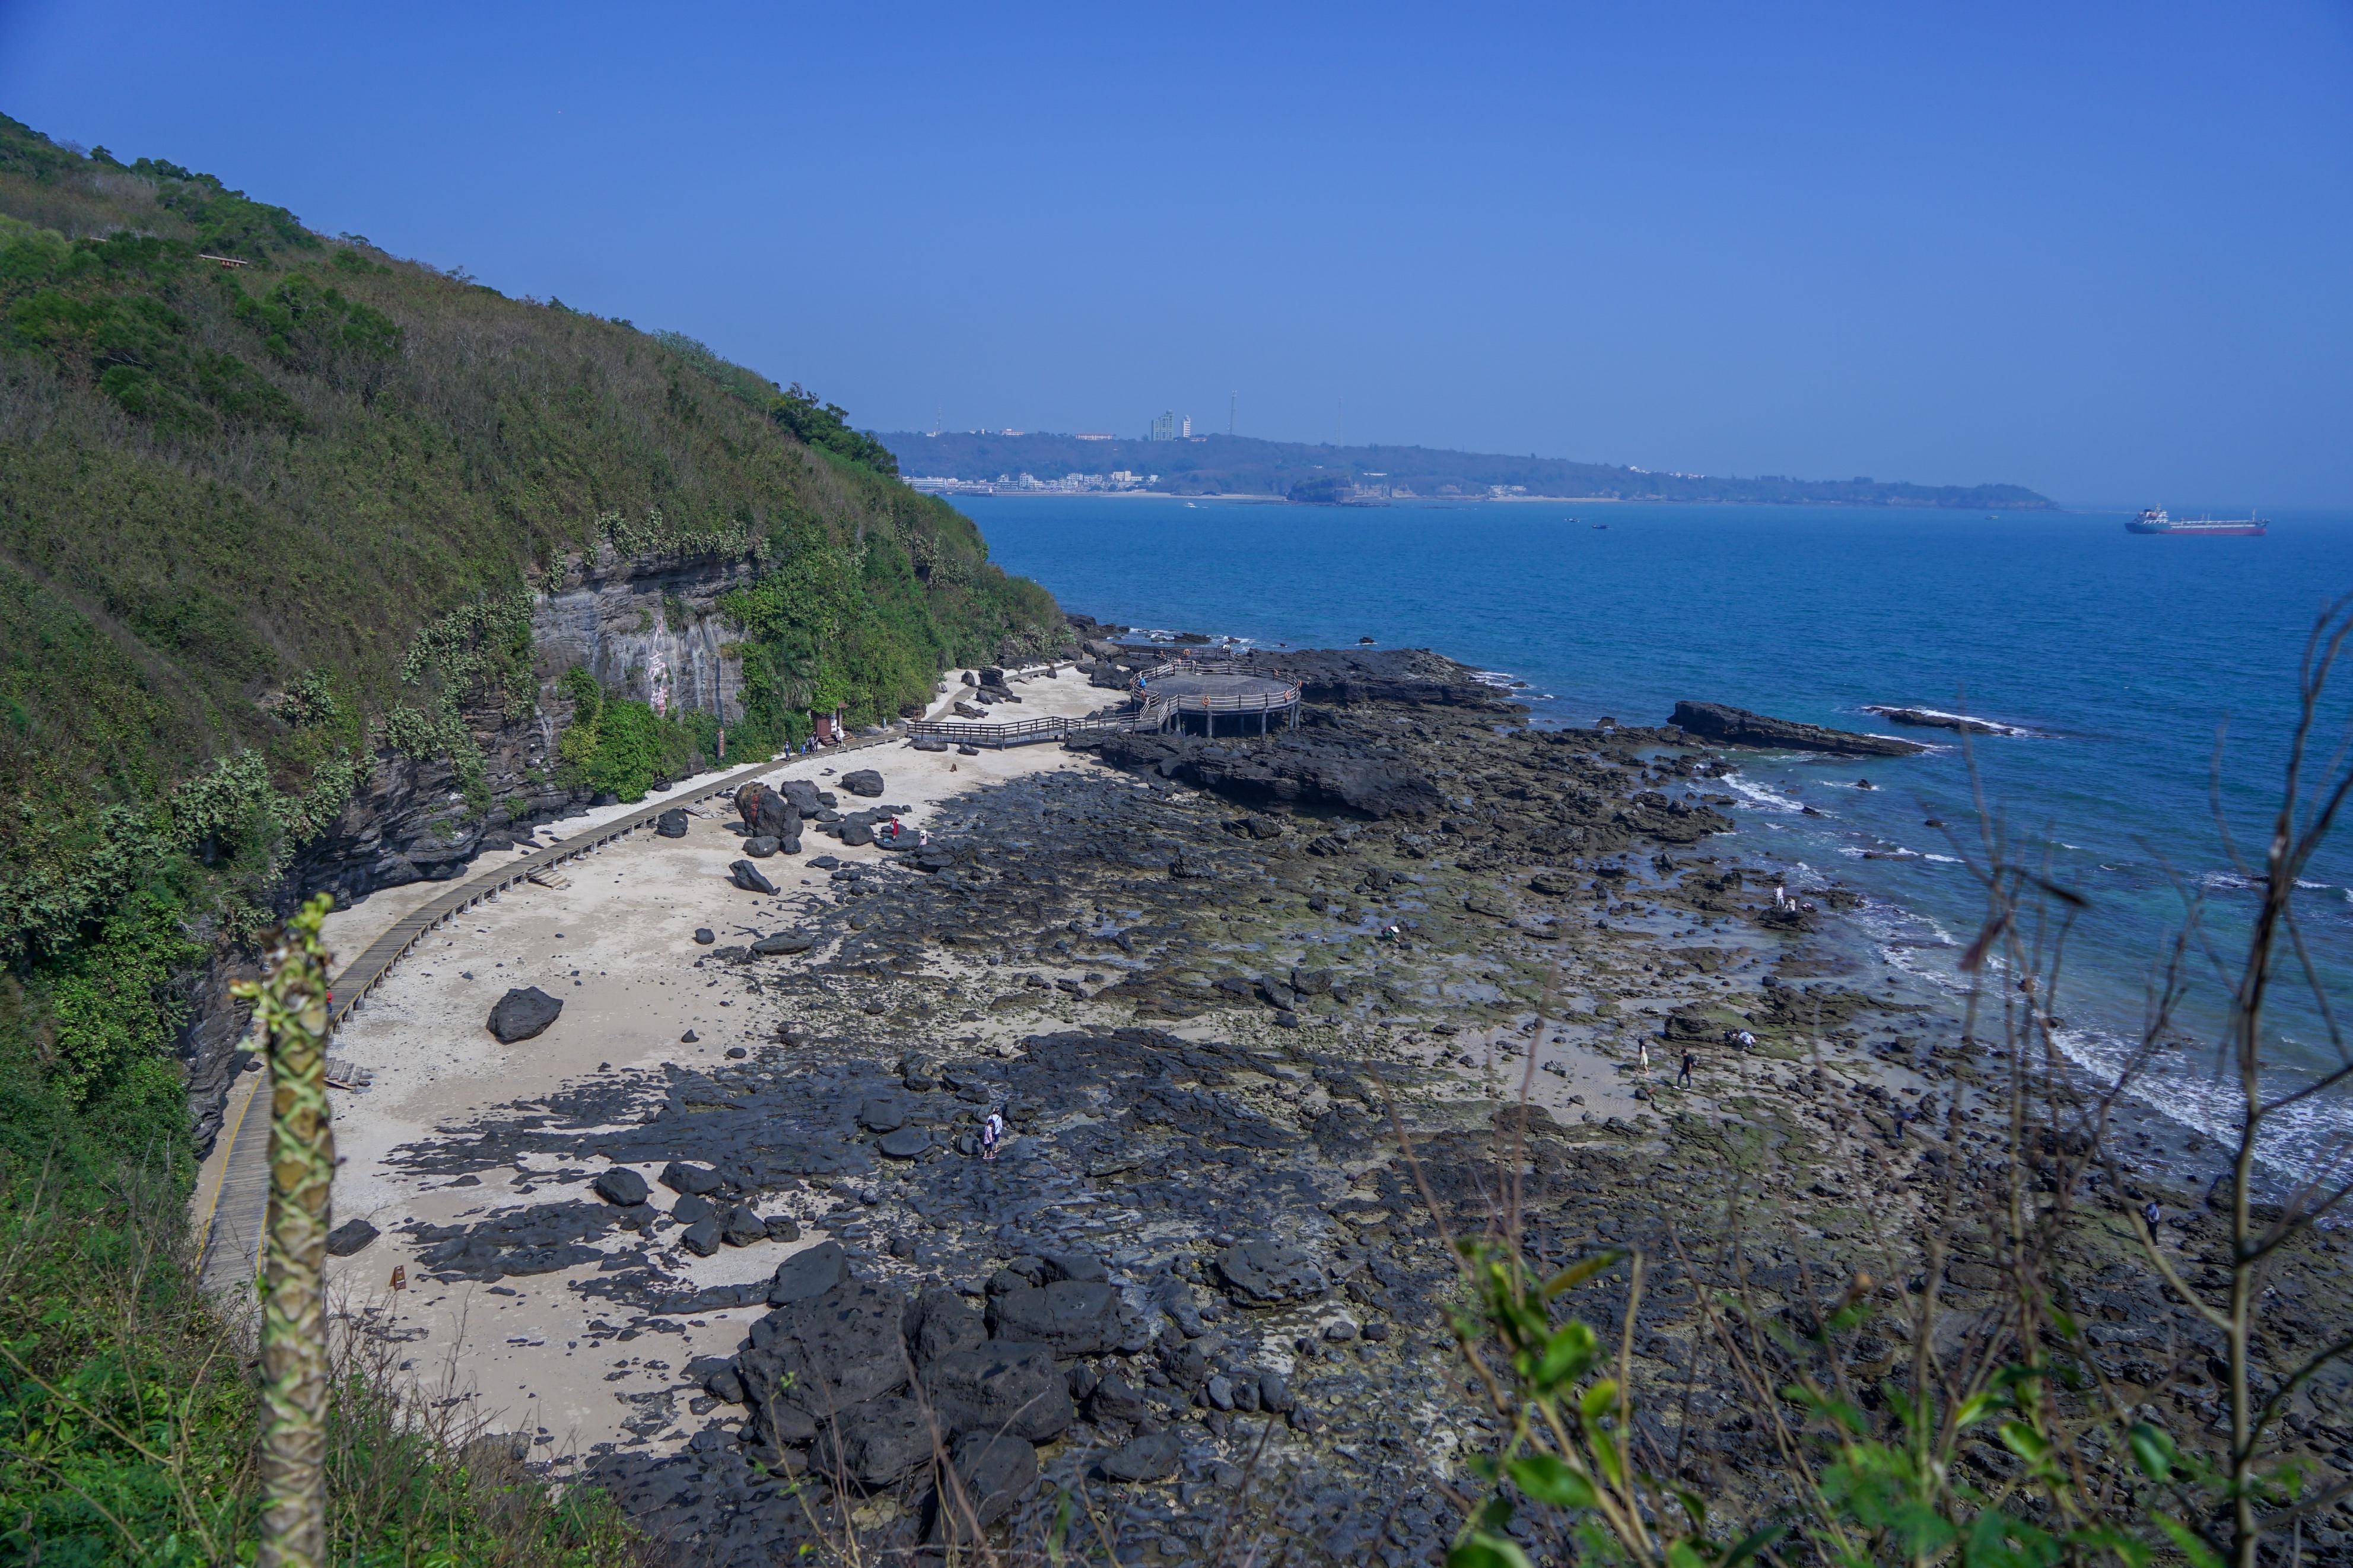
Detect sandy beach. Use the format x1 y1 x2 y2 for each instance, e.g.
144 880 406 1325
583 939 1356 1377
200 644 2297 1566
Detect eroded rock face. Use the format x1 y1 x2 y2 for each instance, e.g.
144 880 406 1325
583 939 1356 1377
535 552 753 724
1669 701 1926 758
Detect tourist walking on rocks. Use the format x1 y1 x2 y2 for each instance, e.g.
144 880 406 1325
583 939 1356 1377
1637 1039 1651 1071
981 1109 1004 1162
1677 1051 1696 1089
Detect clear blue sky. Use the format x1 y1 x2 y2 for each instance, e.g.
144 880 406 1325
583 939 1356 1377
5 1 2348 505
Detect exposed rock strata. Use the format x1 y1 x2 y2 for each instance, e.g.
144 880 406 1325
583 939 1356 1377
1669 700 1928 757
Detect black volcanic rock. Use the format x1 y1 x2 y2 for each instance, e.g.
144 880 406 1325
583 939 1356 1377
730 859 779 894
591 1168 650 1207
487 987 562 1043
1093 733 1443 819
1241 647 1520 710
1669 701 1927 758
326 1218 379 1256
1862 704 2027 736
985 1280 1127 1356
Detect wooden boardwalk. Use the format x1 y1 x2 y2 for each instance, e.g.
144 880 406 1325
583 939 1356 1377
192 731 896 1295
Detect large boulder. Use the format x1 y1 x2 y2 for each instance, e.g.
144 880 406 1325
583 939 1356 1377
929 1433 1038 1544
839 769 885 798
768 1240 850 1306
751 931 815 956
591 1168 650 1207
325 1218 379 1257
985 1280 1127 1357
736 1279 910 1452
905 1287 987 1366
810 1394 933 1489
730 860 778 895
655 807 689 838
1214 1240 1328 1306
486 987 562 1043
779 778 824 816
923 1340 1073 1442
1668 701 1927 758
660 1160 728 1196
1098 1430 1182 1483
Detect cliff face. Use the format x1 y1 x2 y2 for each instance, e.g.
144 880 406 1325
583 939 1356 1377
533 548 756 725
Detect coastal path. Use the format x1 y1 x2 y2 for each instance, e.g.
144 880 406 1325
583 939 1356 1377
192 730 901 1296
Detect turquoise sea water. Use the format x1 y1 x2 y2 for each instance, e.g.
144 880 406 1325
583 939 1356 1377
963 494 2353 1179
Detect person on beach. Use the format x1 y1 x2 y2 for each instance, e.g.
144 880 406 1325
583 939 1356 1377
981 1109 1004 1162
1637 1039 1651 1071
889 815 902 842
1677 1051 1696 1089
2142 1200 2161 1232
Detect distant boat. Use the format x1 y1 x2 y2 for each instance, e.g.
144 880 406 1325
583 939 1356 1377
1591 520 1608 530
2127 507 2266 537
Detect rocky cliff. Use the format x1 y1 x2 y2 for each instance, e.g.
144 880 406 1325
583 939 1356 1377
534 546 756 725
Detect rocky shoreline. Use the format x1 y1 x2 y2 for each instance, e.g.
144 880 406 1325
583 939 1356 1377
306 645 2352 1566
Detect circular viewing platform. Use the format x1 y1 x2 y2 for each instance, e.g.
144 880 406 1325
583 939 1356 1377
1134 659 1301 737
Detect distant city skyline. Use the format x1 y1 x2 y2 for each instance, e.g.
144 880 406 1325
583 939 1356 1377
4 2 2347 505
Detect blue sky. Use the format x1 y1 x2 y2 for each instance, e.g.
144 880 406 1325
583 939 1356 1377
4 1 2348 505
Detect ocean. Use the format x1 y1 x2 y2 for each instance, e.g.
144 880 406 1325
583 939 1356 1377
962 494 2353 1183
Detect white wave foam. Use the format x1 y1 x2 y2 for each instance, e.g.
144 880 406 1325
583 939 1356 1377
1859 704 2040 737
1720 774 1805 813
2047 1023 2352 1185
1925 853 1962 864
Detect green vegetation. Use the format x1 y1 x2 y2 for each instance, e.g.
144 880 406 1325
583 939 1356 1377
0 112 1058 1561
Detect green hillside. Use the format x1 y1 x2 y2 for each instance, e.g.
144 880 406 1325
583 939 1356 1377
0 113 1058 1124
0 114 1056 1559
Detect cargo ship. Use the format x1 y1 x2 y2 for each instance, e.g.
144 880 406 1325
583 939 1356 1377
2126 507 2266 537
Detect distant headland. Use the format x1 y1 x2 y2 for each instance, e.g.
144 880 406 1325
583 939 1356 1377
882 429 2056 510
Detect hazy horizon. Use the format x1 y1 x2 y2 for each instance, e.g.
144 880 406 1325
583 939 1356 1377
5 1 2347 506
